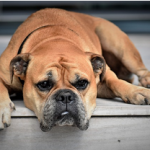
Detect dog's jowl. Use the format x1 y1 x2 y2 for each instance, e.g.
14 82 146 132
0 8 150 131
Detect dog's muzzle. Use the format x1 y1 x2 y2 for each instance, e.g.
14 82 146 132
40 89 89 132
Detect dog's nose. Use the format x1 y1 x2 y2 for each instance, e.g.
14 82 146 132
56 90 75 104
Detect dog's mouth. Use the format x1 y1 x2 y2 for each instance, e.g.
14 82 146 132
40 109 89 132
40 89 89 132
40 111 75 132
54 111 75 126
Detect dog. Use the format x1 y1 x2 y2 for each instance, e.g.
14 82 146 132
0 8 150 131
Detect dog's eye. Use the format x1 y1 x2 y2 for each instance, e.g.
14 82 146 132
73 80 89 90
37 81 53 91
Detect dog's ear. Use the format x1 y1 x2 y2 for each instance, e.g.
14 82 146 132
86 52 106 82
10 53 31 83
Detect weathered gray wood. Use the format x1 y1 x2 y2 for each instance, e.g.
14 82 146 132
12 101 35 117
12 99 150 117
0 117 150 150
0 36 11 54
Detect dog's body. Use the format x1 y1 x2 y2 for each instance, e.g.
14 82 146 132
0 8 150 131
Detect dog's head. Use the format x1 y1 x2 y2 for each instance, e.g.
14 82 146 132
10 39 106 131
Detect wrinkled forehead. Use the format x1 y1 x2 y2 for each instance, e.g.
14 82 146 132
26 39 94 82
28 53 93 83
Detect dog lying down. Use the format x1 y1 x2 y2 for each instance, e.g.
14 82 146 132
0 8 150 132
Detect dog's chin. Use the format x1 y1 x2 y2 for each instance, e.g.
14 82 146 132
40 113 89 132
54 112 75 126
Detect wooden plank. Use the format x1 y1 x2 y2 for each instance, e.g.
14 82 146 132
0 36 11 54
0 117 150 150
11 99 150 117
12 101 35 117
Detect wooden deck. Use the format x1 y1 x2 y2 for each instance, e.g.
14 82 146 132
0 34 150 150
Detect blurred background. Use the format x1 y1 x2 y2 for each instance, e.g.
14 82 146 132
0 1 150 35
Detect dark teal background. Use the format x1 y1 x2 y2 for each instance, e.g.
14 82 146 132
0 1 150 34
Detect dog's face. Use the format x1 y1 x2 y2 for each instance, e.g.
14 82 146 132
10 40 105 131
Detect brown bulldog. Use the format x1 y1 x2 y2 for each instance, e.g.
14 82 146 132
0 8 150 131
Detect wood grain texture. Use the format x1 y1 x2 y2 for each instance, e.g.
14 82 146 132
0 118 150 150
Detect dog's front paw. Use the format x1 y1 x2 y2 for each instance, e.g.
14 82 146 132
138 71 150 88
123 86 150 105
0 101 15 130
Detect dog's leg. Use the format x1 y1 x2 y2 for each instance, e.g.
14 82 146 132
95 19 150 88
97 81 116 99
103 51 134 83
102 67 150 104
0 78 15 130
